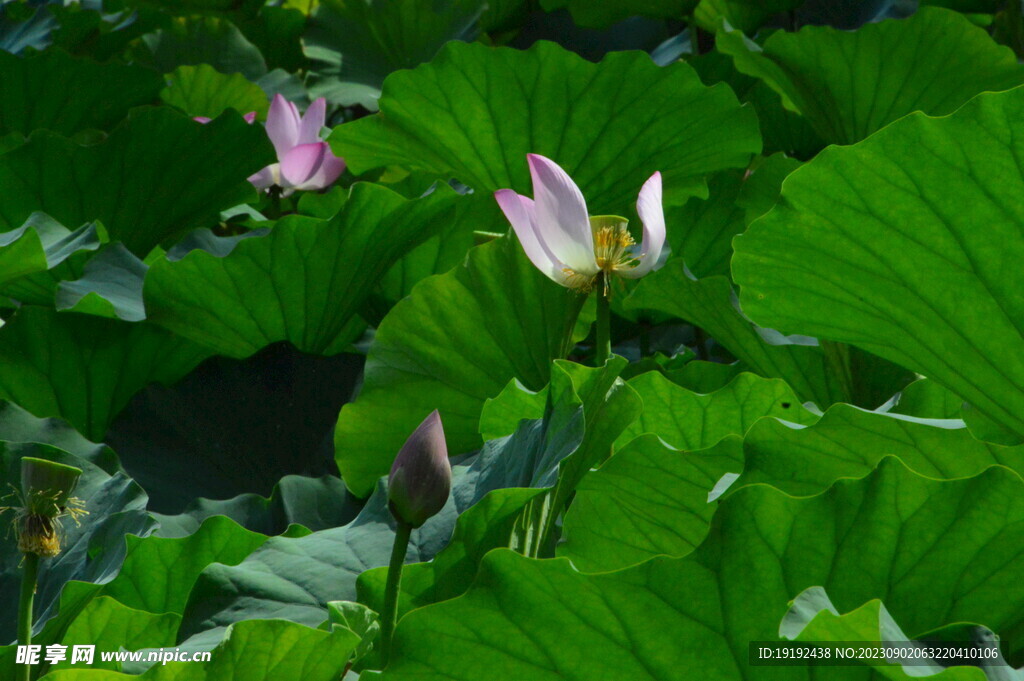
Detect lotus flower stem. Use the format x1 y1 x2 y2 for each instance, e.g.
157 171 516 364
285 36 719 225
17 552 39 681
380 519 412 668
595 273 611 366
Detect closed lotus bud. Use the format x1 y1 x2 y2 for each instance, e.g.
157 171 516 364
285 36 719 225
16 457 84 557
387 411 451 528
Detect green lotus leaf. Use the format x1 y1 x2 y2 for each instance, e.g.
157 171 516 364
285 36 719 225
303 0 484 110
144 182 459 358
0 308 211 441
0 49 162 137
0 108 273 257
160 63 270 120
732 85 1024 439
381 459 1024 678
330 40 761 214
717 8 1024 144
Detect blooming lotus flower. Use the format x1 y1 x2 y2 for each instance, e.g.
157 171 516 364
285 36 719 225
247 95 345 195
387 411 451 528
193 112 257 124
495 154 665 291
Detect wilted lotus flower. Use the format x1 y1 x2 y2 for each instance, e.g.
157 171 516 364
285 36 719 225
193 112 257 124
387 411 451 528
248 95 345 195
495 154 665 291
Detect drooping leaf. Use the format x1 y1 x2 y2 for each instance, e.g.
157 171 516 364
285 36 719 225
330 40 761 213
55 243 148 322
0 49 162 137
732 85 1024 440
380 460 1024 678
717 8 1024 144
160 63 270 120
0 108 273 256
334 235 590 497
0 213 103 296
144 183 459 358
303 0 484 110
0 307 211 441
139 15 267 80
152 475 362 538
733 403 1024 497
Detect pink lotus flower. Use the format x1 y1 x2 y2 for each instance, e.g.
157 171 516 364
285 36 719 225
495 154 665 290
247 95 345 195
194 112 257 124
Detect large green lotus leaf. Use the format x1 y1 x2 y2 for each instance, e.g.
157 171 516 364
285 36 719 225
144 183 458 359
694 0 803 33
618 371 818 450
334 235 590 498
381 459 1024 679
139 15 267 80
558 434 743 573
732 86 1024 440
0 49 162 137
18 516 269 678
539 0 698 29
303 0 483 110
0 307 211 441
733 403 1024 497
0 108 273 256
44 620 358 681
160 64 270 120
151 474 362 539
329 40 761 213
717 8 1024 145
780 588 987 680
0 446 153 650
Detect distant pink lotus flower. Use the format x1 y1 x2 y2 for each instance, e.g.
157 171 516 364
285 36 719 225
495 154 665 291
193 112 257 124
247 95 345 195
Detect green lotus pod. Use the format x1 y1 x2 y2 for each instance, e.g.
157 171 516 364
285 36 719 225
20 457 83 515
387 410 451 528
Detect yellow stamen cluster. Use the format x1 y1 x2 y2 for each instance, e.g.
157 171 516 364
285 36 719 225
2 488 87 558
561 216 641 293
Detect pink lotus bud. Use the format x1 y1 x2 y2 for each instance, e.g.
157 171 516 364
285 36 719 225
387 411 451 528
